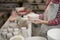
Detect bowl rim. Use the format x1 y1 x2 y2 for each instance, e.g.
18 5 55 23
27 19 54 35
26 36 47 40
47 28 60 39
10 35 24 40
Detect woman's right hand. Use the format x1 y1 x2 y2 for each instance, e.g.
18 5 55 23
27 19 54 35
31 19 42 24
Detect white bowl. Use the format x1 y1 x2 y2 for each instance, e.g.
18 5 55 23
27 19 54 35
28 13 39 20
2 32 7 38
7 28 13 32
15 7 25 12
2 29 7 32
13 31 19 36
10 35 24 40
25 36 47 40
47 28 60 40
7 33 13 40
13 28 19 32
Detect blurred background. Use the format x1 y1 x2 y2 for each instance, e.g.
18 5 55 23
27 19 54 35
0 0 47 28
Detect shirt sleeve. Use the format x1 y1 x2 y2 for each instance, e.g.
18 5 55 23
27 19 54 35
48 7 60 26
44 0 60 26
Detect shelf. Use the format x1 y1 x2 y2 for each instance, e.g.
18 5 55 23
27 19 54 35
23 3 45 5
0 3 19 11
29 3 45 5
0 0 20 3
23 2 46 13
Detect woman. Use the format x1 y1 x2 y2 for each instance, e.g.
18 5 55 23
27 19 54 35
32 0 60 37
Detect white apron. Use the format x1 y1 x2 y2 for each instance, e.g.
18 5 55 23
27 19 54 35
40 2 60 37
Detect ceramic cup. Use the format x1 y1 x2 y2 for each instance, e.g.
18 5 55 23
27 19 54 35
2 29 7 32
28 13 39 21
7 33 13 40
7 28 13 33
13 28 19 32
21 27 28 38
1 32 7 39
12 31 19 36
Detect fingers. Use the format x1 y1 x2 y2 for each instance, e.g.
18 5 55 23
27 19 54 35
31 19 43 24
31 20 40 24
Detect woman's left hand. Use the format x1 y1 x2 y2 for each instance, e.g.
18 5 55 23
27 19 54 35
31 19 48 24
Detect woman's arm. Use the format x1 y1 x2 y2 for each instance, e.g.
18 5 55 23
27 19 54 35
11 10 17 16
42 5 60 26
41 0 60 25
47 12 60 26
33 12 60 26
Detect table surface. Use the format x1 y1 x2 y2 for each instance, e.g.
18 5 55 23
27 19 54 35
0 16 31 40
0 16 19 40
0 16 44 40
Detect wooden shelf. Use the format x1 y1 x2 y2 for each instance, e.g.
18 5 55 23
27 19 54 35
23 2 46 13
0 0 20 3
0 3 19 11
29 3 45 5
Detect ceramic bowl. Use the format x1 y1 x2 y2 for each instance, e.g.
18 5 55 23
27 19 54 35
47 28 60 40
10 35 24 40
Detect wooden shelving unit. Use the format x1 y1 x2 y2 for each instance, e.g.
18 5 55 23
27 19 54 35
0 0 20 28
0 0 20 3
0 0 47 28
23 0 46 13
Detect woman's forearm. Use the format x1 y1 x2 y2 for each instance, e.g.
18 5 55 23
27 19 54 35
41 20 48 24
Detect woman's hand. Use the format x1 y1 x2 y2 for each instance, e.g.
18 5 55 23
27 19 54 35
31 19 48 24
31 19 43 24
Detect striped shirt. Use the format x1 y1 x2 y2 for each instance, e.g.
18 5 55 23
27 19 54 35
39 0 60 26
